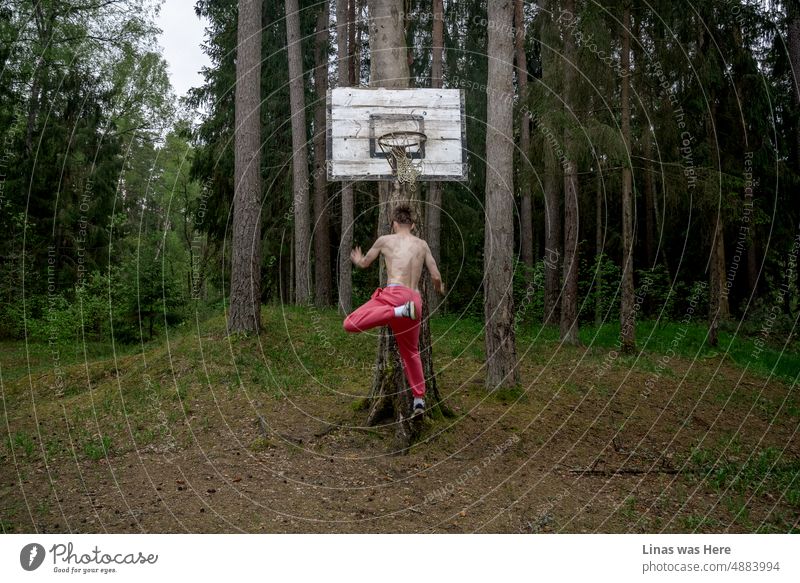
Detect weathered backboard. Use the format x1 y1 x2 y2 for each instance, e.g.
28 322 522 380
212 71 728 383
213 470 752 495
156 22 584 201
327 87 467 182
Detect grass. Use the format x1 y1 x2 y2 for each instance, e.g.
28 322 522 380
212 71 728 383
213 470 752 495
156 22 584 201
488 385 528 403
621 495 638 520
10 431 35 458
513 318 799 383
83 435 112 461
0 339 140 383
686 445 800 513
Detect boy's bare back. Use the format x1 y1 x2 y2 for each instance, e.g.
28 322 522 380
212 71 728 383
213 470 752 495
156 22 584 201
381 233 428 291
350 231 444 295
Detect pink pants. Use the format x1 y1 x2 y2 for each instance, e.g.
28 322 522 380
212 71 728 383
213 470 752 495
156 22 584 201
343 285 426 398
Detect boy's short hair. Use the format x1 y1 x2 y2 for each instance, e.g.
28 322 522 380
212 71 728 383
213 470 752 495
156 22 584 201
392 204 415 225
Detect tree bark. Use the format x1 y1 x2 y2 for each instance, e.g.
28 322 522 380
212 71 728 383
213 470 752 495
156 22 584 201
228 0 263 334
560 0 580 346
708 217 725 347
364 0 446 452
632 13 655 267
789 1 800 170
543 154 561 326
642 125 656 266
711 216 729 315
595 164 603 327
337 0 354 315
620 4 636 354
706 96 728 346
313 2 332 306
349 0 359 86
747 232 758 299
484 0 519 390
425 0 444 314
515 0 534 273
286 0 312 304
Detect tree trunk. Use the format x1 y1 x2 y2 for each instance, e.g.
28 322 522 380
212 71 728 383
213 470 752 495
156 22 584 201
652 172 670 275
595 165 603 327
364 0 445 453
711 216 729 315
543 154 561 326
313 3 332 307
632 13 655 268
706 96 728 346
747 232 758 299
286 0 312 305
425 0 444 314
337 0 354 315
484 0 519 390
349 0 359 86
708 217 725 347
228 0 263 334
515 0 534 273
560 0 580 346
620 4 636 354
289 229 295 302
789 2 800 170
642 126 656 266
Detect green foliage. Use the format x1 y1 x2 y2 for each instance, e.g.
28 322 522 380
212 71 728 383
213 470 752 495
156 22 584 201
579 253 621 325
11 432 35 458
687 445 800 510
734 296 798 350
513 260 545 326
83 435 113 461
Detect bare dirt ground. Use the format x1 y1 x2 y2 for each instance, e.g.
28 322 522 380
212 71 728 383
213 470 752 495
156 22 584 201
1 314 798 534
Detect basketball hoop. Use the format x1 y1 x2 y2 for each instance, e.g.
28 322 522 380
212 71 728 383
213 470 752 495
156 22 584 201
377 131 427 192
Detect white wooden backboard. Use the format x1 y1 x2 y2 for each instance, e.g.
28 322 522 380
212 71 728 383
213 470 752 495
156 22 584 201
327 87 467 182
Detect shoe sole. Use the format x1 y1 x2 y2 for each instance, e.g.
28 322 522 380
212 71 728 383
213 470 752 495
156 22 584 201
408 301 417 320
412 406 424 418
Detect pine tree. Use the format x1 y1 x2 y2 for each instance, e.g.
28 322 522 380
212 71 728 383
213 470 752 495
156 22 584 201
515 0 534 273
484 0 519 388
286 0 312 305
313 2 332 306
424 0 445 314
620 3 636 353
560 0 581 346
337 0 355 315
228 0 263 333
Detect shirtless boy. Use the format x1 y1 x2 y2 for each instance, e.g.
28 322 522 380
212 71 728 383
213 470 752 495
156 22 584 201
343 205 445 417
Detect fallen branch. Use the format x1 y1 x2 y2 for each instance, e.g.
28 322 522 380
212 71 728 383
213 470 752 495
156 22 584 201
568 467 682 476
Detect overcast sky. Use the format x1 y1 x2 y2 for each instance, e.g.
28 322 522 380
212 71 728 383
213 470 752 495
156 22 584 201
156 2 210 101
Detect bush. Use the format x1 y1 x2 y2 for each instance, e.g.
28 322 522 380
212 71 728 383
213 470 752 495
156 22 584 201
637 263 678 319
0 299 27 339
734 296 797 347
579 252 621 325
513 260 545 326
0 256 190 344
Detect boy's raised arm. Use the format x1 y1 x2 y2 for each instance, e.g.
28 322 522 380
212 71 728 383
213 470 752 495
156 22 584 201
351 236 384 269
424 241 445 295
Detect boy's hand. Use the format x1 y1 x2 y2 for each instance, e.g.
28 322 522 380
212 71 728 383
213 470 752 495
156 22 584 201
435 279 445 295
350 246 364 267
